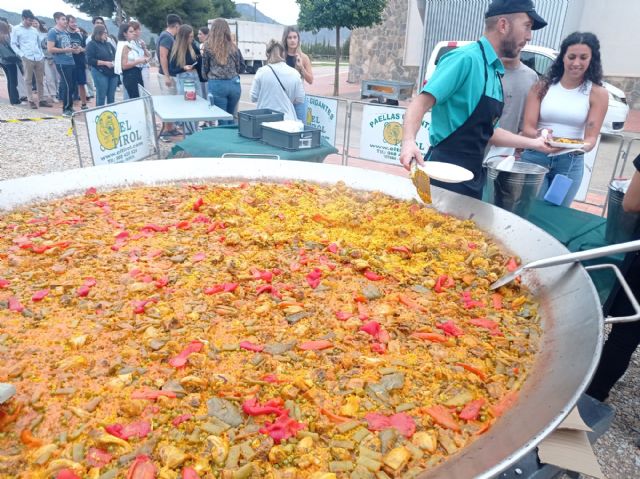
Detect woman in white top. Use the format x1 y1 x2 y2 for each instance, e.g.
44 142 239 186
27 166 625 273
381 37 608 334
114 22 147 99
520 32 608 207
250 40 304 121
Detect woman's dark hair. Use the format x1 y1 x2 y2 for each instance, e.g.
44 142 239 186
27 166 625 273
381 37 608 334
91 24 106 42
199 26 209 36
539 31 603 98
118 22 131 41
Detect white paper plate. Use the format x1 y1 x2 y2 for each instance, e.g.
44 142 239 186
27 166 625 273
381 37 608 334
548 139 586 149
419 161 474 183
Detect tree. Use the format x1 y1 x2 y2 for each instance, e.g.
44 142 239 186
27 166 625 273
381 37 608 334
63 1 133 24
297 0 387 96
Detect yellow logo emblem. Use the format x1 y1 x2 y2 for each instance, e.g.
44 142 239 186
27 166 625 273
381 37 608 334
95 111 120 150
383 121 403 145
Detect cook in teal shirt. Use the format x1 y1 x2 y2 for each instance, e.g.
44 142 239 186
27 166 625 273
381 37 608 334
423 36 504 147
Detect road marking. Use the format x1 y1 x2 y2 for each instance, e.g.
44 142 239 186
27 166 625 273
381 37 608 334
0 116 65 123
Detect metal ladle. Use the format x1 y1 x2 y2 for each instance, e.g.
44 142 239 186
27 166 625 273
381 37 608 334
410 158 432 204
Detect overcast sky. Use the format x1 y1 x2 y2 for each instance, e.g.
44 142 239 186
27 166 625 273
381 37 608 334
0 1 300 26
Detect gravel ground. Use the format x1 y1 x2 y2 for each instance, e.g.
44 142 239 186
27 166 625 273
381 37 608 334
0 101 639 477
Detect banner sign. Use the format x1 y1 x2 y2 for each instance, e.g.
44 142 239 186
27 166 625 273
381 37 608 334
359 104 431 165
304 95 338 146
85 97 157 166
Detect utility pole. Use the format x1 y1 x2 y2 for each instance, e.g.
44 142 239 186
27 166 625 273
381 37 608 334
253 2 258 22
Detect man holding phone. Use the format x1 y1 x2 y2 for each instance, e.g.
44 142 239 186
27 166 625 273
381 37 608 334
47 12 78 117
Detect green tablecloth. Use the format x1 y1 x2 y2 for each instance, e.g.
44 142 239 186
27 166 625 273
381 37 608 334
525 199 621 305
170 126 338 163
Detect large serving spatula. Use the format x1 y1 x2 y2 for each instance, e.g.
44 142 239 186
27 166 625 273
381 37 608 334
410 158 432 204
490 239 640 290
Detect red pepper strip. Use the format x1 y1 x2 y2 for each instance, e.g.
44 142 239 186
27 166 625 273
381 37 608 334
468 241 477 249
85 187 97 196
461 291 485 309
434 274 455 293
436 320 464 337
364 412 416 437
192 214 211 224
131 388 177 401
318 255 337 271
239 341 265 352
319 407 351 424
105 420 151 440
182 467 200 479
469 318 500 331
192 252 206 262
298 340 333 351
242 397 285 416
397 294 428 312
357 303 370 321
261 374 287 383
171 414 193 427
188 184 207 190
176 220 191 230
311 213 333 225
132 297 158 314
424 405 461 431
353 294 368 303
363 270 384 281
154 276 169 289
492 293 503 310
126 455 157 479
26 229 47 238
77 278 97 297
506 257 519 272
56 469 81 479
371 343 386 354
327 242 339 253
458 399 486 421
259 413 306 444
335 311 353 321
256 284 282 299
0 278 9 288
86 447 114 467
31 289 49 302
306 268 322 289
192 197 204 212
8 296 24 313
361 321 390 342
489 390 519 418
168 340 204 368
410 332 448 343
206 221 226 233
140 224 169 233
388 245 412 257
456 362 487 381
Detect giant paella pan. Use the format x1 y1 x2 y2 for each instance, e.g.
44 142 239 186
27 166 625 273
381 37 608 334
0 159 605 479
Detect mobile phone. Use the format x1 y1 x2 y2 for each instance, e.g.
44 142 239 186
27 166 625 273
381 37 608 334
190 61 198 67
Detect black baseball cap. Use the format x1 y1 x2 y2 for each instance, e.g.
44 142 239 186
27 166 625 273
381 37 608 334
22 9 35 19
485 0 547 30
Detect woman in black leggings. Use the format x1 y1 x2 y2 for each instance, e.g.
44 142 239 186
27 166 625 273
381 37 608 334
116 22 146 98
586 153 640 401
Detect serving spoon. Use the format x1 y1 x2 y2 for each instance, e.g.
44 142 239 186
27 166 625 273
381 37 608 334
490 239 640 290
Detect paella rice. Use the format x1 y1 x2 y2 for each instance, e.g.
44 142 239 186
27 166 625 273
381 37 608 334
0 182 540 478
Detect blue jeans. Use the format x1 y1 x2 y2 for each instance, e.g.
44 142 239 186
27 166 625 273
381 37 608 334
91 67 118 106
207 77 241 125
520 149 584 207
294 101 306 122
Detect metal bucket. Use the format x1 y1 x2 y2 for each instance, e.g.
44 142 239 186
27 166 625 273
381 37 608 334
605 180 640 243
485 157 548 218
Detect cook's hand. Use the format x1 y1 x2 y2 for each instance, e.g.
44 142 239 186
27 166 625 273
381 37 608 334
530 136 561 155
399 140 423 171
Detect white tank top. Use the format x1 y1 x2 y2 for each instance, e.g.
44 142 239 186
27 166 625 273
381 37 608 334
538 81 592 139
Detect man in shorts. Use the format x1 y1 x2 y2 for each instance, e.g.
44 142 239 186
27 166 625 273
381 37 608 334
157 14 182 137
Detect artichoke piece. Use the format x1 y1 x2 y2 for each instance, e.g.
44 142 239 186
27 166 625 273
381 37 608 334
264 340 297 355
329 461 355 472
158 444 188 468
362 284 382 300
207 435 229 466
97 433 132 452
206 397 243 427
379 373 404 391
33 443 58 465
382 447 411 474
296 436 314 454
411 431 437 453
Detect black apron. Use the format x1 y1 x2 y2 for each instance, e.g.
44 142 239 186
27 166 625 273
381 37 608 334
426 41 504 199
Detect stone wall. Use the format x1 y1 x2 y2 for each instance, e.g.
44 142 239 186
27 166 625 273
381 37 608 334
604 76 640 111
348 0 419 87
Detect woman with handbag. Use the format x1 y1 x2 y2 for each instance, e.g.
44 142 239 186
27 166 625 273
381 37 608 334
86 24 117 106
250 40 304 121
0 21 21 105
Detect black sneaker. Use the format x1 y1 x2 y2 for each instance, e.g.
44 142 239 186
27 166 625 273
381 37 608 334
62 109 74 118
81 104 88 110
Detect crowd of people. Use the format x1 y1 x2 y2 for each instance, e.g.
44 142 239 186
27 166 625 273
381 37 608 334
0 10 315 132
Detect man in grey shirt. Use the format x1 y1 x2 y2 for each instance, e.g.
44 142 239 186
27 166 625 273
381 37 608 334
486 53 538 159
11 9 52 108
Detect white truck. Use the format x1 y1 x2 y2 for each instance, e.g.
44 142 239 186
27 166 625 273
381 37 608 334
211 19 284 74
